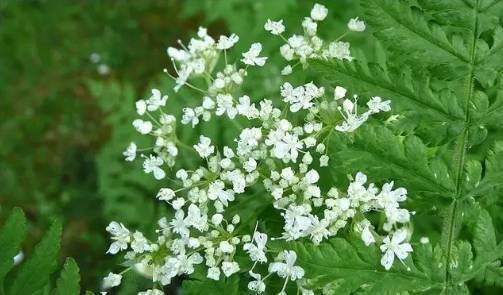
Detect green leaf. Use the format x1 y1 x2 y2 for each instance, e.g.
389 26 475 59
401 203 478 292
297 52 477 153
290 237 443 293
53 258 80 295
182 275 241 295
330 125 456 203
0 208 27 285
473 210 497 257
362 0 471 67
8 220 62 295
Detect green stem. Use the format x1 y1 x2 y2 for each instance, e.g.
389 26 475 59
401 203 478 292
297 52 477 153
443 0 479 289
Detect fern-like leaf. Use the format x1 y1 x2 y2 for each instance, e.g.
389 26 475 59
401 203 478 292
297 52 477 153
53 258 80 295
0 208 26 287
8 220 62 295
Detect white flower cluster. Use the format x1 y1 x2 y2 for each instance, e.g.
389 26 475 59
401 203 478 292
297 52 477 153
265 4 366 74
106 3 410 295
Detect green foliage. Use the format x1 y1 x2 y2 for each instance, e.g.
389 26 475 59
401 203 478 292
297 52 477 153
54 258 81 295
0 208 26 287
313 0 503 293
182 271 241 295
0 208 81 295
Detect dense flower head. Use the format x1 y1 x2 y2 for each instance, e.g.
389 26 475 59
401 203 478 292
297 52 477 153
106 3 411 294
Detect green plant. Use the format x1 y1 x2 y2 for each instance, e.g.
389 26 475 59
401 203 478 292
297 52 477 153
311 0 503 293
101 0 503 293
0 208 80 295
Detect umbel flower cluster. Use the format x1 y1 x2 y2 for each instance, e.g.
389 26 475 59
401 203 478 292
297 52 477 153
105 4 412 294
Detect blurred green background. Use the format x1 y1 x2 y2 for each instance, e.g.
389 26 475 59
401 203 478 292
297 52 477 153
0 0 362 292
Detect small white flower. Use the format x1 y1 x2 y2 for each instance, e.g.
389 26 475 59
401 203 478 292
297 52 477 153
241 43 267 66
138 289 164 295
136 100 147 115
243 158 257 173
146 89 168 111
361 225 375 246
310 3 328 21
219 241 235 253
143 155 165 180
106 222 130 254
380 229 413 270
268 250 305 280
319 155 329 167
334 86 347 100
302 17 317 36
132 119 153 134
367 96 391 114
325 41 352 61
156 188 175 202
103 272 122 289
207 267 221 280
208 180 235 206
420 237 430 244
123 142 137 161
243 231 268 263
348 17 366 32
193 135 214 158
264 19 285 35
304 169 320 184
221 261 240 277
281 65 292 75
217 34 239 50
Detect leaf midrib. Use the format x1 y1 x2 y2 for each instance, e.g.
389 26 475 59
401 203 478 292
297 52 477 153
443 0 480 289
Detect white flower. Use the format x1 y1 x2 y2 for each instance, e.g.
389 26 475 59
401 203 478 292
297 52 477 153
103 272 122 289
335 99 369 133
241 43 267 66
207 267 221 280
138 289 164 295
248 279 266 293
243 231 268 263
420 237 430 244
217 34 239 50
182 107 200 127
325 41 352 61
281 65 292 75
106 221 130 254
264 19 285 35
216 94 237 119
304 169 319 184
136 100 146 115
319 155 329 166
221 261 240 277
243 158 257 173
268 250 305 280
131 231 150 253
123 142 137 161
157 188 175 202
132 119 153 134
219 241 235 253
237 95 259 119
310 3 328 21
361 225 375 246
302 17 317 36
146 89 168 111
380 229 413 270
334 86 347 100
367 96 391 114
207 180 235 206
143 155 165 180
194 135 214 158
348 17 366 32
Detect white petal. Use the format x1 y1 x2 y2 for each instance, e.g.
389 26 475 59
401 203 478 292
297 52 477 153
380 250 394 270
395 243 413 260
153 167 166 180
